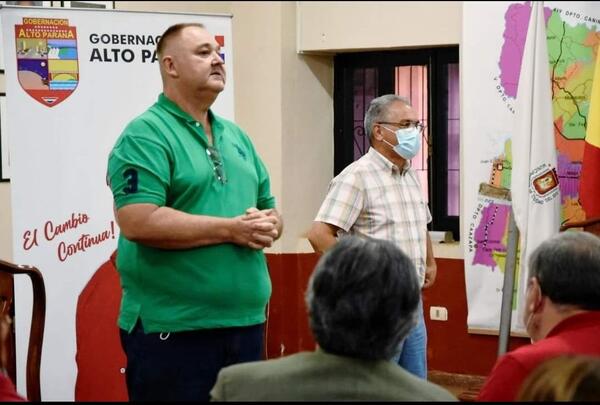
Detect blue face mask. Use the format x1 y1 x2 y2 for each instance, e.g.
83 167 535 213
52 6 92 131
381 125 421 160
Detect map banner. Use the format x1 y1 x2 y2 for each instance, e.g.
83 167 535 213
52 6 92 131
463 1 600 332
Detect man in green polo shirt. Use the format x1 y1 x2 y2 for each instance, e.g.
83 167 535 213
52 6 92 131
107 23 282 402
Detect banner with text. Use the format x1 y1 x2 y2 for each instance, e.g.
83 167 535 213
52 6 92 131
1 6 233 400
462 1 600 333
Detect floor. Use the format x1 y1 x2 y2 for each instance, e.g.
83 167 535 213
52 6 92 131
428 371 486 402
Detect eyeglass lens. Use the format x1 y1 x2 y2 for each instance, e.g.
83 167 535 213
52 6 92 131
379 120 424 131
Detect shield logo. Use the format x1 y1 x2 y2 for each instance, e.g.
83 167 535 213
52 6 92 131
15 17 79 108
532 168 559 196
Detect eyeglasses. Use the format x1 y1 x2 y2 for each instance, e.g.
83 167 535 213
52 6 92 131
377 120 425 132
206 146 227 184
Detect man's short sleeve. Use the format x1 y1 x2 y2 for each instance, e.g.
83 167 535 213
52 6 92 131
107 124 170 209
254 154 275 210
314 172 363 232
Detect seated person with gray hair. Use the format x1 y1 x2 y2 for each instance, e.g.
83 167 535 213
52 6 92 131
478 231 600 401
210 236 456 401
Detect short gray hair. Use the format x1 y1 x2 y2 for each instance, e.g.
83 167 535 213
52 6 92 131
528 231 600 310
305 235 420 360
364 94 411 138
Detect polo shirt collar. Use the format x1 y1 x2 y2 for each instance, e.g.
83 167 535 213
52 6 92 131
156 93 225 140
547 311 600 338
367 147 410 176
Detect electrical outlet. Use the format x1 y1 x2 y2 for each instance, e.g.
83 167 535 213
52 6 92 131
429 306 448 321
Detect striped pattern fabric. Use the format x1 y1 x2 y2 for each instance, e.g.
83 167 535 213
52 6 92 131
315 148 431 286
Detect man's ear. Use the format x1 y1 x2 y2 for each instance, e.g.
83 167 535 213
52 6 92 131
528 277 544 313
162 55 178 78
371 124 383 141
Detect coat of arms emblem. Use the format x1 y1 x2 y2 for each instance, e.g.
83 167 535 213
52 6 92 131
15 17 78 107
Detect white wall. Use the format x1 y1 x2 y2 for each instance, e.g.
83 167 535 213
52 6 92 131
296 1 463 257
297 1 462 53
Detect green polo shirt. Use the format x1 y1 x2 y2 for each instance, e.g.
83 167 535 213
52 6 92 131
107 93 275 333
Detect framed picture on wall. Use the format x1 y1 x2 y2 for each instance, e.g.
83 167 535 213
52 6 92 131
0 93 9 182
0 1 53 72
0 1 52 6
61 1 114 8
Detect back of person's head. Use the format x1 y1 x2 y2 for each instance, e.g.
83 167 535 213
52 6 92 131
528 231 600 309
517 354 600 401
305 235 420 361
364 94 411 138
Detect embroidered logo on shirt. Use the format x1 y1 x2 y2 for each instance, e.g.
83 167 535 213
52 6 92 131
123 168 138 194
232 143 247 160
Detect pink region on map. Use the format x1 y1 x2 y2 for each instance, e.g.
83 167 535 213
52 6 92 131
498 2 553 98
557 153 581 204
473 203 511 269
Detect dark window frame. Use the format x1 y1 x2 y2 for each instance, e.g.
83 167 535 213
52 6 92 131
333 46 460 240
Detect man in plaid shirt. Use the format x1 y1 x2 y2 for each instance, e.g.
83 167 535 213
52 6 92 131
307 94 437 379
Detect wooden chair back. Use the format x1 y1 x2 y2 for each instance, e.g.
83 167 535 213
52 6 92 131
0 260 46 402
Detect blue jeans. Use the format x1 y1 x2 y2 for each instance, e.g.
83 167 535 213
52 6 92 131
392 300 427 379
119 320 264 401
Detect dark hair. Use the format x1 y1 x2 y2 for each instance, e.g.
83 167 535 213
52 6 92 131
528 231 600 310
156 23 206 57
517 354 600 401
306 235 420 360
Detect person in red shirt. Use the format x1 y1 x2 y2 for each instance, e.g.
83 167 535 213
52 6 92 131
0 373 25 402
477 231 600 402
0 314 26 401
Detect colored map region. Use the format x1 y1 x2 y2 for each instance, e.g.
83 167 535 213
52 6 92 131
489 140 513 189
495 1 600 229
462 2 600 330
470 139 513 272
472 201 511 270
548 12 599 143
498 3 553 97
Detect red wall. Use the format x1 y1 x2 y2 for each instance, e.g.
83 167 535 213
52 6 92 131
264 254 319 358
265 254 530 376
423 257 529 375
75 252 530 400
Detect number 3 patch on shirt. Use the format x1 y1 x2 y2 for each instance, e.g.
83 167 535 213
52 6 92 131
123 168 138 194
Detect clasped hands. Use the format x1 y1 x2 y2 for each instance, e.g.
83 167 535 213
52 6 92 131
234 207 280 250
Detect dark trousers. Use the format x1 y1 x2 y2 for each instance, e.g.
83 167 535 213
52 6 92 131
119 321 264 402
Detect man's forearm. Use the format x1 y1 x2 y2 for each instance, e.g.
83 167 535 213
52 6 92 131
426 232 436 265
118 205 234 249
310 233 338 253
307 222 340 253
118 204 276 250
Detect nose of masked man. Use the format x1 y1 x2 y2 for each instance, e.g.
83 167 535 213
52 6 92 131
380 125 421 160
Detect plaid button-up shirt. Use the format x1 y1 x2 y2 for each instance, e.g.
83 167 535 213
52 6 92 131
315 148 431 286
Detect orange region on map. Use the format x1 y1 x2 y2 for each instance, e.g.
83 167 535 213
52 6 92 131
563 196 586 224
555 116 585 161
489 140 512 189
